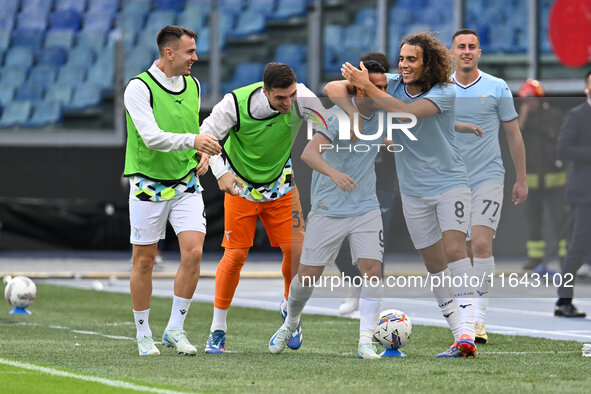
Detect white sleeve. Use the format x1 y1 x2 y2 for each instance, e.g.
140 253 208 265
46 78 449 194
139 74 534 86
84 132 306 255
124 79 196 152
296 83 324 132
194 76 202 111
199 93 238 140
209 154 229 179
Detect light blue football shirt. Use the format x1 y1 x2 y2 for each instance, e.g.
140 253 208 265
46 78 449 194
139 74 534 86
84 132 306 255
310 104 383 218
453 70 518 189
385 73 468 197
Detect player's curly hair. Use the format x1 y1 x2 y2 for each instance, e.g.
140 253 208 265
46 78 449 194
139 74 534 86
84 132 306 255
399 32 452 92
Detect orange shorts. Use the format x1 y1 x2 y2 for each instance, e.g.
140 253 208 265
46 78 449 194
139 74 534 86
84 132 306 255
221 187 305 248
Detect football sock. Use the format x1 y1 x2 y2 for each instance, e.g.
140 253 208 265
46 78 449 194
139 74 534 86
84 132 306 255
165 295 191 331
133 309 152 340
473 256 495 324
359 281 382 344
210 307 228 333
281 297 288 314
213 248 249 310
279 242 297 303
431 269 462 341
286 274 314 330
447 258 476 339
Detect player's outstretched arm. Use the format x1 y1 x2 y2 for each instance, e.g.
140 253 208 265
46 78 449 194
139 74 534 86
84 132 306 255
340 61 439 119
194 134 221 156
502 118 528 205
301 133 357 193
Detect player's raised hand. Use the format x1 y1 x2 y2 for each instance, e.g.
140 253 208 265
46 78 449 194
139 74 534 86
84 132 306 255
217 172 244 196
341 61 370 90
194 134 221 155
329 170 357 192
195 153 209 176
512 180 528 205
455 122 483 137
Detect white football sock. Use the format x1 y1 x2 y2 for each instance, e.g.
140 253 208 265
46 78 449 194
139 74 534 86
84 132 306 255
447 257 476 339
431 269 462 341
359 280 382 344
473 256 495 324
210 307 228 332
133 309 152 340
286 274 314 330
165 295 191 331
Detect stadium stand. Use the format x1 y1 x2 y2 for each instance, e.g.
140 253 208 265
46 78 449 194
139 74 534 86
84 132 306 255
0 0 571 129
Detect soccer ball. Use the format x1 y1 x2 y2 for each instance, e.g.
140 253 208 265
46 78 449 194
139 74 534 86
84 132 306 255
374 309 412 350
4 276 37 309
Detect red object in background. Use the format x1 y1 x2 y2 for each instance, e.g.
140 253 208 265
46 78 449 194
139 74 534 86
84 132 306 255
549 0 591 67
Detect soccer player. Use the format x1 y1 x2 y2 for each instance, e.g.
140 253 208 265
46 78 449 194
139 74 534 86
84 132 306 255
333 51 396 316
451 29 528 343
326 32 478 358
268 61 389 359
200 63 323 353
124 26 221 356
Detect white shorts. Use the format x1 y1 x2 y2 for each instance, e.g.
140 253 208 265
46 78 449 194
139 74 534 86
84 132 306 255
401 187 471 250
300 209 384 266
129 193 206 245
468 182 504 239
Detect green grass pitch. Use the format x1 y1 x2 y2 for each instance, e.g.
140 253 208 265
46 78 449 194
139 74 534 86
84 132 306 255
1 284 589 393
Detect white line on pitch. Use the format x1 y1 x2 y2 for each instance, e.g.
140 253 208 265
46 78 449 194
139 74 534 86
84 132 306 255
13 322 135 341
0 358 188 394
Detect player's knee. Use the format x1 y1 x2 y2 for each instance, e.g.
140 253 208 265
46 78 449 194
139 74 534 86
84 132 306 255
132 254 155 274
471 237 492 257
443 244 466 262
184 246 203 263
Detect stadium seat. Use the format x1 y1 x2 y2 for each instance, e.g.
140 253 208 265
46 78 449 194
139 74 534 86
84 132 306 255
274 44 306 65
56 0 88 13
11 28 45 48
0 31 10 51
45 84 74 105
49 10 82 30
218 0 244 12
355 8 377 28
245 0 276 16
0 64 27 89
230 12 267 38
15 82 45 102
76 30 108 53
4 46 35 69
56 63 87 86
222 62 265 93
0 12 16 33
146 10 177 28
25 101 63 127
67 46 95 67
155 0 185 12
121 0 153 16
66 83 103 111
44 28 76 48
21 0 54 15
272 0 308 20
195 26 210 54
88 0 120 14
37 46 69 67
3 0 20 15
0 100 33 128
87 62 114 92
0 86 15 106
28 64 58 89
82 10 115 34
177 8 208 32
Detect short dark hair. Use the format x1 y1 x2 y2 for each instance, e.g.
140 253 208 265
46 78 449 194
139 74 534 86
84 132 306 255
452 28 480 46
360 52 390 71
156 25 197 55
586 70 591 84
263 62 297 90
358 60 387 74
